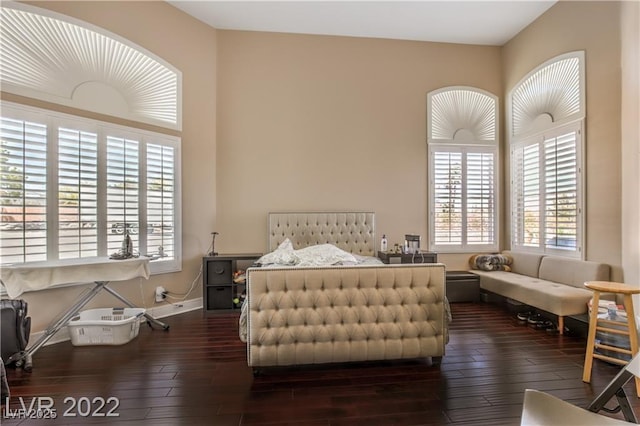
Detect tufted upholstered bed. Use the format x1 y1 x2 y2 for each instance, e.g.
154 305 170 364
244 212 447 371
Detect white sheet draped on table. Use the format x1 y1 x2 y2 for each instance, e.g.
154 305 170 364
0 257 150 299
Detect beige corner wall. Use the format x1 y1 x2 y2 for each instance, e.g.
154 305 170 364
501 1 623 279
216 30 501 270
6 1 218 331
621 0 640 286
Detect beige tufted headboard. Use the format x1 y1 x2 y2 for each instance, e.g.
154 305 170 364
268 212 375 256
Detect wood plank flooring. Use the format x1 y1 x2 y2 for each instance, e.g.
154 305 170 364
3 302 640 425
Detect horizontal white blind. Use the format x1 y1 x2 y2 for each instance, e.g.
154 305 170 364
0 117 48 263
544 130 578 250
147 143 175 259
466 152 495 245
511 142 541 248
58 127 98 259
433 150 463 245
106 136 140 254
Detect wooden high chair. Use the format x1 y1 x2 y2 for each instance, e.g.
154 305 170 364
582 281 640 398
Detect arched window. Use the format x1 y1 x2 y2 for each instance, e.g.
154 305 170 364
508 51 585 258
0 3 182 273
427 87 499 252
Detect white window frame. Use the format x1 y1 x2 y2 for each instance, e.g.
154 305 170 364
427 86 499 253
508 51 585 259
510 121 584 257
0 101 182 274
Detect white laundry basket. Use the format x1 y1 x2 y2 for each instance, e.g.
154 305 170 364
68 308 145 346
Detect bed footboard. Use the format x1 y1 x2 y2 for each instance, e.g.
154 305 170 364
246 263 446 368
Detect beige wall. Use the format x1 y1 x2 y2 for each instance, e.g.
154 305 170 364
621 0 640 286
6 1 218 330
216 30 501 270
501 1 623 279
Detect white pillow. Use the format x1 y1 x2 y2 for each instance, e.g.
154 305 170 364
256 239 299 266
295 244 358 266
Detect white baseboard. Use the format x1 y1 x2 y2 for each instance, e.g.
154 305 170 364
28 297 203 348
145 297 203 319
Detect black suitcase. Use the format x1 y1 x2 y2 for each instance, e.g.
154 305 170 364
1 299 31 366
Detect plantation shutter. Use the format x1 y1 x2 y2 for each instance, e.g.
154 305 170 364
1 102 181 272
146 143 175 259
58 127 98 259
0 117 48 263
511 141 542 248
432 148 497 248
511 124 580 253
544 130 578 250
106 135 140 254
466 151 496 245
433 150 463 245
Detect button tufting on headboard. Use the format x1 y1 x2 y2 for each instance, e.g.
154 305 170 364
268 212 375 255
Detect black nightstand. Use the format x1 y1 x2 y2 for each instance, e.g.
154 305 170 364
377 251 438 264
202 253 261 313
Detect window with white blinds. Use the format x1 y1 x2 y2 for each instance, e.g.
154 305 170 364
106 135 141 255
0 117 48 262
427 86 499 253
508 52 584 258
433 150 463 245
0 102 181 272
58 126 98 259
430 147 497 251
511 122 581 255
147 144 175 260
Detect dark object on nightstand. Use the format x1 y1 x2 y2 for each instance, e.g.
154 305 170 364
208 232 219 256
202 254 261 313
446 271 480 302
377 251 437 264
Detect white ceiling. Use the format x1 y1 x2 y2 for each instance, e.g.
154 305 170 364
167 1 557 46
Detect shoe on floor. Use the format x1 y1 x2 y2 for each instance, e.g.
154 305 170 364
517 311 533 322
527 313 545 326
536 319 556 331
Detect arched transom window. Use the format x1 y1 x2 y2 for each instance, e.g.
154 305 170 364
0 2 182 130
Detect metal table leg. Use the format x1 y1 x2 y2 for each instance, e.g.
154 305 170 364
10 283 107 371
101 283 169 330
588 365 638 422
11 280 169 371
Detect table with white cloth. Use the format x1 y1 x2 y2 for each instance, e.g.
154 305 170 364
0 257 169 370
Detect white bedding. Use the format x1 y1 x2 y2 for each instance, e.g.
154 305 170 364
255 239 376 267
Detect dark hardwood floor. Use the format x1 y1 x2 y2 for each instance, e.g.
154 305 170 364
3 302 639 425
